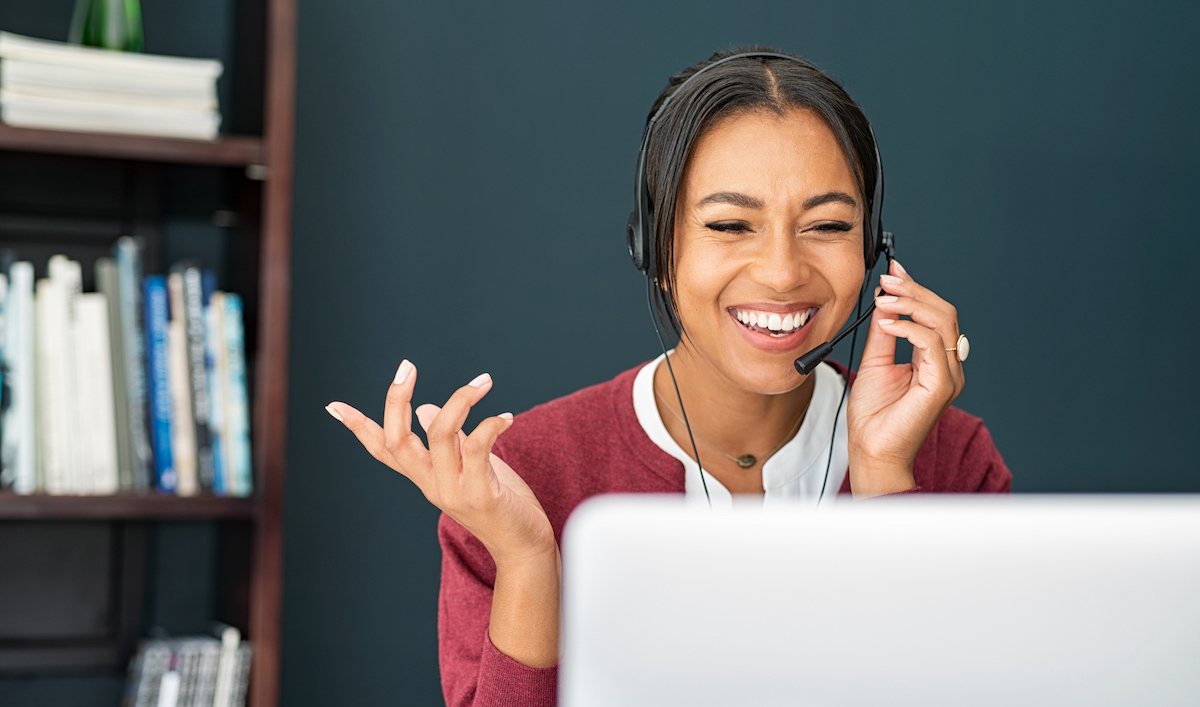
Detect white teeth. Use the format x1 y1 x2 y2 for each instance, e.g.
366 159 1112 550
734 308 817 333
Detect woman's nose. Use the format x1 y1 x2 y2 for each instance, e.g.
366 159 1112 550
748 229 809 293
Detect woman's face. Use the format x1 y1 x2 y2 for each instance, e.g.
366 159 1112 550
671 107 866 395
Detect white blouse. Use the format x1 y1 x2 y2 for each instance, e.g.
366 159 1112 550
632 353 849 507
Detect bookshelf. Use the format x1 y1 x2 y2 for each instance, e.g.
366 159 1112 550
0 1 295 705
0 124 265 166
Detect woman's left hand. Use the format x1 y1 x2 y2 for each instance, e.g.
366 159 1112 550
846 259 965 496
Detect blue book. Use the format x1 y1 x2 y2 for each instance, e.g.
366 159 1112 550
223 294 252 497
204 287 227 495
144 275 176 493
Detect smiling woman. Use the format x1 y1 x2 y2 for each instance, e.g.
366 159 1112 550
325 47 1011 707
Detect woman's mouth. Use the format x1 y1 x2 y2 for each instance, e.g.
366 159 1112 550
729 306 818 338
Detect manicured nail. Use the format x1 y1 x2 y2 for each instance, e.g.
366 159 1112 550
892 260 908 275
876 295 898 303
325 404 344 422
469 373 492 388
878 319 896 326
873 286 882 297
393 359 413 385
880 274 903 286
499 412 514 421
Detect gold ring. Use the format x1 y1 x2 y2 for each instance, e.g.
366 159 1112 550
946 334 969 362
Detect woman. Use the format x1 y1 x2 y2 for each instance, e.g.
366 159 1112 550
326 47 1010 706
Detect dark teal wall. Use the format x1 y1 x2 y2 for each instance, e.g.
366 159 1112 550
284 1 1199 704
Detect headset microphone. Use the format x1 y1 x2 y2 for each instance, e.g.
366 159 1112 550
794 230 894 376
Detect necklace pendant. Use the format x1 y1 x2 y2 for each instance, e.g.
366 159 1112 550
737 454 757 468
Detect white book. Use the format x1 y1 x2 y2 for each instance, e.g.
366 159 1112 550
1 82 217 113
168 273 197 496
4 262 36 493
211 625 240 707
1 89 218 122
1 59 218 100
1 91 220 140
35 276 72 494
1 104 219 140
0 272 9 489
53 257 85 493
0 32 222 82
75 293 119 495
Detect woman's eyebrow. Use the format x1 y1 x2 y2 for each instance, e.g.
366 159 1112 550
695 191 858 210
696 191 764 209
802 191 858 209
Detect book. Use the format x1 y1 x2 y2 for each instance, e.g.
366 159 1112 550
230 643 252 707
0 32 223 140
36 258 78 494
222 294 252 497
116 238 153 492
144 275 176 493
3 262 36 494
75 293 119 494
0 59 217 102
206 292 228 495
179 265 214 491
0 32 222 81
211 624 240 707
125 640 172 707
0 91 221 140
97 257 134 491
122 634 248 707
167 273 197 496
200 272 224 492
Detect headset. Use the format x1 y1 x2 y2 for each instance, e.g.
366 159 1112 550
626 51 896 505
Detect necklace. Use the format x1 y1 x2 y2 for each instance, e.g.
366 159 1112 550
653 387 806 469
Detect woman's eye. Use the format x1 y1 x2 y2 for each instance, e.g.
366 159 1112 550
813 221 853 233
705 221 751 233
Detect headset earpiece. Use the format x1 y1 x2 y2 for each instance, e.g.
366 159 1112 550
626 211 645 272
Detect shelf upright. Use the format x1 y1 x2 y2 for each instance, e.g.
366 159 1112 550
247 0 297 705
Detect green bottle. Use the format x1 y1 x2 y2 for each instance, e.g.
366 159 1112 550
69 0 144 53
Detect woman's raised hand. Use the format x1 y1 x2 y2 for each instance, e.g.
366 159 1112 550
325 362 556 567
847 260 966 496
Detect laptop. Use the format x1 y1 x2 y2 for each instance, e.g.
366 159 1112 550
560 495 1200 707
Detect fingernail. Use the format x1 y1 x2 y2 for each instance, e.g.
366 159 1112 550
876 295 898 304
499 412 514 421
878 319 896 326
873 286 882 297
325 404 344 422
880 274 903 286
393 359 413 385
469 373 492 388
892 260 908 275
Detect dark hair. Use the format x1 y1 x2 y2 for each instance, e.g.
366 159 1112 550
644 46 879 335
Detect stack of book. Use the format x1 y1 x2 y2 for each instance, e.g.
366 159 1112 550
123 625 252 707
0 237 252 496
0 31 222 140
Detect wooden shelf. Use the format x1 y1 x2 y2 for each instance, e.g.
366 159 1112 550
0 492 257 520
0 123 264 166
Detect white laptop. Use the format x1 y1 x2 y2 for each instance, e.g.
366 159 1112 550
560 495 1200 707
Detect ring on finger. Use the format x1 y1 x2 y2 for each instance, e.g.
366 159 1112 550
945 334 969 362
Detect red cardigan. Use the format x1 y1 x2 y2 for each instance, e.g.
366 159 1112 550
437 362 1012 707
